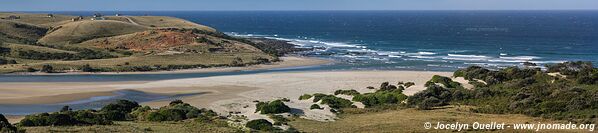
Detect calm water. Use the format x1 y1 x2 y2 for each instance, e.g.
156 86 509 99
6 10 598 81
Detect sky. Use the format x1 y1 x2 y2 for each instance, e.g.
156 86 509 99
1 0 598 11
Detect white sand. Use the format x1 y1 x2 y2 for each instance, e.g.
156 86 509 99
1 70 465 123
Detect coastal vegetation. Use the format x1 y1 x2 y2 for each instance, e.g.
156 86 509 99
8 100 239 132
287 61 598 132
255 100 291 114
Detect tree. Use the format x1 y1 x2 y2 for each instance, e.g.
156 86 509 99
246 119 276 131
255 100 291 114
80 64 95 72
8 60 17 64
26 67 36 72
60 106 71 112
40 64 53 73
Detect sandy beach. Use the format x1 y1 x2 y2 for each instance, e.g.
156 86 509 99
1 70 458 123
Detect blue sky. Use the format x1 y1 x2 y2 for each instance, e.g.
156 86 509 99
2 0 598 11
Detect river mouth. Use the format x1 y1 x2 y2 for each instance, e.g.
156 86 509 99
0 90 206 115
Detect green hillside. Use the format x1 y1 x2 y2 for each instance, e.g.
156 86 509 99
0 12 277 74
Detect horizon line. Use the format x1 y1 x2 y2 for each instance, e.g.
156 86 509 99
4 9 598 12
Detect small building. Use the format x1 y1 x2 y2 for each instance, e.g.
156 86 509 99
71 16 83 21
47 14 54 18
93 13 102 17
7 15 20 20
91 17 105 20
91 13 105 20
115 13 122 16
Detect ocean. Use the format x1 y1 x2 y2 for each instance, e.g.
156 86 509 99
141 10 598 71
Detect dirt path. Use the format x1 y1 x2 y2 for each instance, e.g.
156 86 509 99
124 16 139 25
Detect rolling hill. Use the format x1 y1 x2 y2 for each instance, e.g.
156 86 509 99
0 12 277 73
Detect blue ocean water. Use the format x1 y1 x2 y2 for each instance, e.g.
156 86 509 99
44 11 598 71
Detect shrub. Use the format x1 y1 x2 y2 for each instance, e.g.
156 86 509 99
245 119 278 131
407 85 454 109
299 94 311 100
312 93 328 103
310 104 323 110
269 115 289 125
352 89 407 107
26 67 36 72
334 89 360 96
404 82 416 88
426 75 462 88
144 100 210 122
255 100 291 114
317 95 354 109
100 100 140 121
80 64 96 72
40 64 53 73
18 110 111 127
60 106 71 112
1 114 19 133
418 97 441 110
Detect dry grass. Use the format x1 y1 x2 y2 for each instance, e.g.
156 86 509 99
3 43 76 54
23 120 241 133
38 20 148 44
1 52 272 72
129 16 216 32
0 12 74 27
0 20 48 40
290 106 586 133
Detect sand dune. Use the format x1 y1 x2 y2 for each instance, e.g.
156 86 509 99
1 69 454 123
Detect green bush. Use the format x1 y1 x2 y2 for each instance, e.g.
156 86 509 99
310 104 323 110
255 100 291 114
404 82 416 88
100 100 140 121
426 75 462 88
352 89 407 107
245 119 279 131
80 64 97 72
317 95 354 110
1 114 19 133
269 115 289 126
419 62 598 122
40 64 53 73
334 89 360 96
299 94 312 100
144 100 212 122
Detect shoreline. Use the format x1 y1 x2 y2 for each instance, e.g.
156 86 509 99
3 56 333 75
1 70 462 123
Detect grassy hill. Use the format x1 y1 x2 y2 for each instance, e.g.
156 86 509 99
0 12 277 73
0 20 48 45
0 12 74 27
39 20 148 44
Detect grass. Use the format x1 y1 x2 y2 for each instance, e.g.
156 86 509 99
0 52 272 73
0 20 48 40
3 43 76 54
128 16 216 32
0 12 74 27
39 20 148 44
0 12 273 74
289 106 584 133
23 120 241 133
